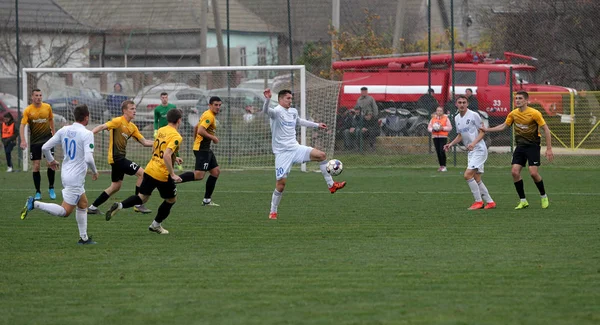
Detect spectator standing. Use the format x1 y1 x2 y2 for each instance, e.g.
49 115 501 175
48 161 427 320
2 112 19 172
466 88 479 112
428 106 452 172
417 88 439 114
106 83 128 118
355 87 378 117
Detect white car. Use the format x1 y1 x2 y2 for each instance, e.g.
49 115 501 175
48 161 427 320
132 83 192 128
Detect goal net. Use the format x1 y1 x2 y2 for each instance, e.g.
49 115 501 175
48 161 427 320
22 66 341 172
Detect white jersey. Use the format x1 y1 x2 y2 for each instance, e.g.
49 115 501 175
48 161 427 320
454 110 487 153
43 123 95 187
265 104 318 154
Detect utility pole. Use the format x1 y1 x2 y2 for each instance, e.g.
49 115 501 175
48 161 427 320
331 0 340 63
211 0 226 67
392 0 406 53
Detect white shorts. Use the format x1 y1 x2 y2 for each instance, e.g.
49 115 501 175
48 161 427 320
467 150 488 173
62 185 85 206
274 145 313 180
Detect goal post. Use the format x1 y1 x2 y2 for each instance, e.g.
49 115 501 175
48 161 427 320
22 65 341 172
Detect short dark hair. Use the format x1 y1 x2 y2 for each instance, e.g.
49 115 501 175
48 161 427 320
516 91 529 99
278 89 292 100
360 87 368 91
160 92 168 97
455 95 468 101
3 112 13 121
121 100 135 112
209 96 222 104
73 104 89 122
32 88 41 95
166 108 182 123
428 88 435 94
465 88 473 93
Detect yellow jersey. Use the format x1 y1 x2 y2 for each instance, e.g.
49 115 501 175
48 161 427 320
505 107 546 146
193 109 216 151
21 103 53 144
105 116 144 164
145 125 182 182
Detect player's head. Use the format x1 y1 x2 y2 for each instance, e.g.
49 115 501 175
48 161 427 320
515 91 529 109
73 104 90 125
208 96 222 115
31 89 42 104
278 90 293 109
166 108 182 128
121 100 136 120
455 95 468 114
160 92 168 105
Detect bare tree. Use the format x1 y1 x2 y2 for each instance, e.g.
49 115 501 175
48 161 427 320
478 0 600 90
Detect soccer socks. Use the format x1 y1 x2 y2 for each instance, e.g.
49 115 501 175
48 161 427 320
477 181 494 203
34 201 66 217
535 179 546 196
178 172 195 183
204 175 218 201
319 160 334 187
270 189 283 213
467 178 482 202
155 200 175 223
514 179 526 199
135 186 141 196
33 171 41 192
47 168 55 188
75 208 88 241
121 195 143 209
92 191 111 208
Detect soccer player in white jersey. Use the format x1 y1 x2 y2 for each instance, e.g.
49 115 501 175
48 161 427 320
262 89 346 220
443 95 496 210
20 104 99 244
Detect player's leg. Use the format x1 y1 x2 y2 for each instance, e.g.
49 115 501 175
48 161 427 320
75 193 96 244
202 151 220 206
131 162 151 214
269 153 292 219
178 150 205 182
106 173 153 221
475 170 495 209
44 146 56 199
464 168 483 210
308 147 346 193
526 145 548 208
511 146 529 209
149 181 178 234
89 163 124 213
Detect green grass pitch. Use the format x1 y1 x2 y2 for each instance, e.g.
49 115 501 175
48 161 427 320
1 166 599 324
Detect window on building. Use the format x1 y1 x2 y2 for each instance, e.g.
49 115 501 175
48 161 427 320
257 47 267 66
240 47 246 66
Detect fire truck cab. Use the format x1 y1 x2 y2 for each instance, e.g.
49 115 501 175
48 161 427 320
333 50 574 123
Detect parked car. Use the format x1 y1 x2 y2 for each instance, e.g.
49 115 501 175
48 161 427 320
132 83 192 128
0 92 66 130
190 88 277 125
45 88 106 121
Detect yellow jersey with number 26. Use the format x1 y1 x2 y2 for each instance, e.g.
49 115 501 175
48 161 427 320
145 125 182 182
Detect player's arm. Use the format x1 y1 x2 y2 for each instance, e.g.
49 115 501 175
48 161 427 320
42 130 62 169
298 118 325 129
92 123 108 134
444 134 463 151
262 89 276 118
49 117 55 136
19 108 29 148
541 123 553 162
84 133 99 179
137 137 154 147
482 114 511 133
163 147 181 182
197 125 218 144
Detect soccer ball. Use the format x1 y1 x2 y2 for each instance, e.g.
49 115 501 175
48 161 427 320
433 122 441 131
326 159 343 176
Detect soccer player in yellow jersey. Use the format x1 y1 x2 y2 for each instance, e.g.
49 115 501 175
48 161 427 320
105 109 184 234
88 100 154 214
177 96 221 206
19 89 56 200
481 91 554 209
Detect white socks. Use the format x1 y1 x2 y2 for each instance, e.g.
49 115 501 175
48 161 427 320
477 181 494 203
34 201 66 217
270 189 282 213
467 178 482 202
151 220 161 228
319 161 334 187
75 208 88 241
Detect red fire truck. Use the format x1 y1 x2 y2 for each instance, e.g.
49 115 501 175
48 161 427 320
333 50 575 124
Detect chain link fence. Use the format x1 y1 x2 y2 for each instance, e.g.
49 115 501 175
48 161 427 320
1 0 599 170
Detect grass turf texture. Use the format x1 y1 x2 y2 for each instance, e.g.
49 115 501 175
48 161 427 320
1 167 599 325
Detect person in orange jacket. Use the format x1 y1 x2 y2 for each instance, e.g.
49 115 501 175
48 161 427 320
428 106 452 172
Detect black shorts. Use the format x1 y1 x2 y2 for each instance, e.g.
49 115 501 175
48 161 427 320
194 150 218 171
512 144 541 167
111 158 141 182
139 172 177 199
30 143 54 161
